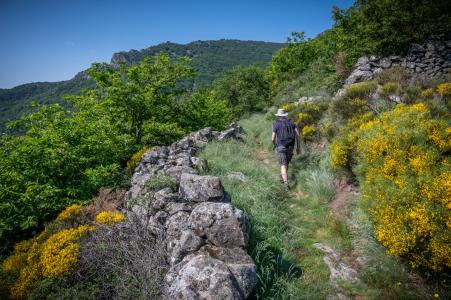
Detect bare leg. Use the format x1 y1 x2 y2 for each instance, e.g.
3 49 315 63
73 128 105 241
281 165 288 184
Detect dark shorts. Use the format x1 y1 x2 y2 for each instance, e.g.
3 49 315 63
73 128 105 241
276 145 294 166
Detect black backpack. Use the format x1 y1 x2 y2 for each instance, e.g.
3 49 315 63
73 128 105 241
277 119 295 147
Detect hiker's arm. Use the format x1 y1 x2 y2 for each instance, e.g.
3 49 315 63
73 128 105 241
271 132 276 149
295 128 301 154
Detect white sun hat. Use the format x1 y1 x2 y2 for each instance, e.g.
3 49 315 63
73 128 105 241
275 108 288 117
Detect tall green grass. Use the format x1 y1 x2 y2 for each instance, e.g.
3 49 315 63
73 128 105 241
201 116 299 299
201 113 432 299
200 114 344 298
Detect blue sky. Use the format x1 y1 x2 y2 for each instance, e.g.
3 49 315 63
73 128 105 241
0 0 353 88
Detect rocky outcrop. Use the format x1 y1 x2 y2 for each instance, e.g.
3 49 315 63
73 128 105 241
124 123 256 299
343 34 451 86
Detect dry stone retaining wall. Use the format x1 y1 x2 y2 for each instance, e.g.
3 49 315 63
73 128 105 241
124 123 257 299
343 34 451 87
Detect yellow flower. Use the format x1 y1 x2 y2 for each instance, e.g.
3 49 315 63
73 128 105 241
40 225 94 277
436 82 451 98
95 211 126 225
56 204 82 221
126 146 151 172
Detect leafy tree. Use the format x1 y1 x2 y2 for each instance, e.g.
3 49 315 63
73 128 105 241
0 96 132 248
87 53 194 145
211 65 270 116
179 89 233 131
332 0 451 66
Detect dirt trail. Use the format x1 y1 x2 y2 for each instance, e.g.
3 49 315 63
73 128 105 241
255 143 364 299
329 177 360 221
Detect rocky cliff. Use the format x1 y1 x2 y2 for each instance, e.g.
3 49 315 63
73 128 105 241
124 123 257 299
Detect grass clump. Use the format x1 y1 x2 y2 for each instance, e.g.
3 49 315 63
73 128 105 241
143 174 177 193
201 116 300 299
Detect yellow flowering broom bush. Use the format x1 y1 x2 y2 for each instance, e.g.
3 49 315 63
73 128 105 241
126 146 150 173
436 82 451 100
95 211 126 225
330 103 451 271
1 225 93 299
56 203 82 222
286 99 329 142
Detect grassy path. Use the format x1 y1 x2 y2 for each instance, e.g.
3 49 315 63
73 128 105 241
200 114 433 299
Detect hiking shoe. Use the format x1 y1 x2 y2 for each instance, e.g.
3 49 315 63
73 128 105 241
283 181 289 189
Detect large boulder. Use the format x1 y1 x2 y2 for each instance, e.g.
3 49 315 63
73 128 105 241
188 202 249 248
167 229 205 264
345 69 373 85
217 122 245 141
164 166 197 183
166 211 191 239
200 245 257 299
179 174 225 202
165 254 244 300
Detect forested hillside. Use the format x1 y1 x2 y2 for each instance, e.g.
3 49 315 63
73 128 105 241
1 0 450 299
0 40 282 125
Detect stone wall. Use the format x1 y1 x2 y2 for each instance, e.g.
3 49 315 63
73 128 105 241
344 34 451 86
124 123 257 299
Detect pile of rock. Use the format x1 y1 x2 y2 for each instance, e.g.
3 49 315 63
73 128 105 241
344 35 451 86
124 123 255 299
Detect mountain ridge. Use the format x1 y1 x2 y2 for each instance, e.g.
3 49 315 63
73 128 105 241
0 39 283 124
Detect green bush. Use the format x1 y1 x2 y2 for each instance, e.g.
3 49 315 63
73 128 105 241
375 67 410 86
404 86 422 104
144 175 177 193
331 97 369 121
211 65 270 117
380 82 400 98
179 89 233 132
344 82 377 100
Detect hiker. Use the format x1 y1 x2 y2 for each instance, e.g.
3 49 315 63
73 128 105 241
272 108 300 188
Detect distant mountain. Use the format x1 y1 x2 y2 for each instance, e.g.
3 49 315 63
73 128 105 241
0 39 283 125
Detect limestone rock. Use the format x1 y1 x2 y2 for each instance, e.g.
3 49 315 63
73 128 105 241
200 245 257 298
217 122 245 141
179 174 225 202
189 202 249 247
168 230 204 264
345 69 373 85
165 254 243 299
165 166 197 183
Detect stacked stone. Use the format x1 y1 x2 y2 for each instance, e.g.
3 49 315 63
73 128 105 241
124 123 256 299
344 34 451 86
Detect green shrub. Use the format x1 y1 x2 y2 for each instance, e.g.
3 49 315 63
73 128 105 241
344 82 377 100
331 97 369 121
404 86 422 104
420 88 434 100
144 175 177 193
380 82 400 98
375 67 410 86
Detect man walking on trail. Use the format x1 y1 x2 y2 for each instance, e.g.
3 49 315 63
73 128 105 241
272 108 300 189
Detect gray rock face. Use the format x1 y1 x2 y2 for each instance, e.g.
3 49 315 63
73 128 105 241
189 202 249 247
168 230 204 264
165 166 197 182
217 122 245 141
123 123 256 299
345 69 374 85
166 254 243 300
179 174 225 202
